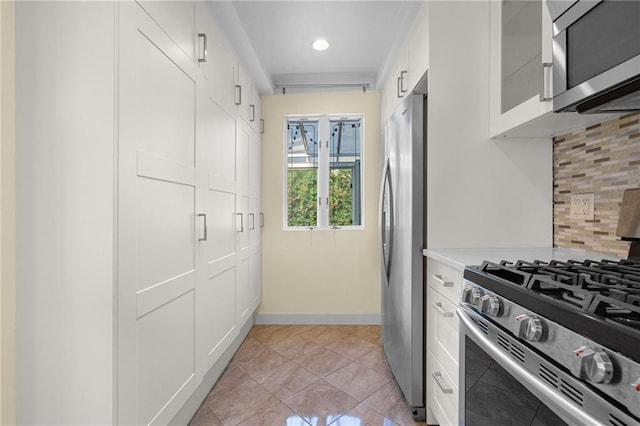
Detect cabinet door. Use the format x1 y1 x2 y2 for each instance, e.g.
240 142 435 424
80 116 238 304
236 63 253 123
250 89 262 133
489 0 553 137
137 0 195 61
236 195 251 324
195 90 239 381
236 122 252 325
249 242 262 313
118 4 197 425
407 3 429 93
249 131 262 310
195 3 236 112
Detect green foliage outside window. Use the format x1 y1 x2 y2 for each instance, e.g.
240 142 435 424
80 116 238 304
329 169 353 226
287 168 353 227
287 169 317 227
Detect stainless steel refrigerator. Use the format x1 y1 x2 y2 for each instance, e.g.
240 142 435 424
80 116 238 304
380 92 425 421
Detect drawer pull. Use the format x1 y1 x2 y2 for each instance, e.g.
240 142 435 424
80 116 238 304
433 274 453 287
433 301 454 318
432 371 453 394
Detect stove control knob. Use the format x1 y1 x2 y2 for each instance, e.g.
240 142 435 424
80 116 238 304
513 314 545 342
480 295 503 317
632 379 640 407
461 287 484 306
571 346 614 384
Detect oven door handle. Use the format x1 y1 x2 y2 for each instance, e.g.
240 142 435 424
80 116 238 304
456 307 602 426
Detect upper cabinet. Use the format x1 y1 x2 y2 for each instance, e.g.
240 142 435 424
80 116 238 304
382 44 409 122
489 0 553 138
236 63 262 134
407 12 429 96
196 3 237 113
489 0 619 138
137 1 196 61
381 2 429 123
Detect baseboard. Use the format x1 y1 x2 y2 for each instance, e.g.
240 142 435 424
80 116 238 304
254 312 381 325
168 314 255 426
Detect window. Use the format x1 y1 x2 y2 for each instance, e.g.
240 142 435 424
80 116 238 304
285 115 363 229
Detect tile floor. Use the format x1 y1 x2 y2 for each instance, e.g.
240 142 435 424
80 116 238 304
190 325 427 426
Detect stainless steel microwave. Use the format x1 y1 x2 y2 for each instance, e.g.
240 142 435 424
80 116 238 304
549 0 640 114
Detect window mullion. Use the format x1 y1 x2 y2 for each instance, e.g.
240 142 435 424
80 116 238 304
317 116 330 228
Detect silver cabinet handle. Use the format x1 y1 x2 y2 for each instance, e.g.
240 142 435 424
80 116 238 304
432 372 453 394
250 105 255 122
197 33 207 63
399 70 408 94
540 62 553 102
397 76 403 98
249 213 255 230
235 85 242 106
260 213 264 228
260 119 264 134
197 213 207 241
433 301 454 318
236 213 244 233
433 274 453 288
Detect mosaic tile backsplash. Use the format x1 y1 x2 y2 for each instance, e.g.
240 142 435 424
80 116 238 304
554 112 640 258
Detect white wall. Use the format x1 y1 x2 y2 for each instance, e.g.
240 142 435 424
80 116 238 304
426 1 552 248
16 3 115 423
1 1 16 424
259 91 382 323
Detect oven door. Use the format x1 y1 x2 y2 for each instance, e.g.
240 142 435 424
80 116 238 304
457 304 601 426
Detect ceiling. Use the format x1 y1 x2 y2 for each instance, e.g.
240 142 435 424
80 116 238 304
208 1 422 94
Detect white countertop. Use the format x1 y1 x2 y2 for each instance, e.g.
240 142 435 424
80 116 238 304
423 247 619 271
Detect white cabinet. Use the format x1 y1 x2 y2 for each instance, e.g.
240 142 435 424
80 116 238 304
196 2 237 113
489 0 617 138
235 63 262 133
17 2 263 425
489 0 553 138
426 257 462 426
195 75 240 383
382 44 409 123
407 8 429 96
118 3 198 424
137 0 196 61
249 131 262 311
381 2 428 123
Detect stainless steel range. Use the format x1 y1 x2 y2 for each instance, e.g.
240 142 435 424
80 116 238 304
458 258 640 426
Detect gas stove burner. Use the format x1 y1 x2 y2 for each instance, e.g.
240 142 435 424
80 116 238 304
468 257 640 363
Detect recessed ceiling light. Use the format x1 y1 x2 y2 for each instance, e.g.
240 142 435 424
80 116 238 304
312 39 330 51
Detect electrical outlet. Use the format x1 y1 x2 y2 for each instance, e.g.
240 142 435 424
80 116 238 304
570 193 594 220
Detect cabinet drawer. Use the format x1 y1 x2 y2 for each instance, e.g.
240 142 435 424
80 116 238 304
427 258 463 303
430 353 459 426
428 287 459 385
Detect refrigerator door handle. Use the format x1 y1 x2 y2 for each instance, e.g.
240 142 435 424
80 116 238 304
380 159 394 281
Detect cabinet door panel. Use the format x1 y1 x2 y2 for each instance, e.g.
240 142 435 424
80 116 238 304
134 25 195 166
237 253 251 324
250 245 262 312
200 99 236 192
237 123 251 196
195 80 239 379
118 4 196 425
137 0 195 61
196 4 236 112
199 266 237 373
137 291 196 425
136 178 195 292
236 194 251 325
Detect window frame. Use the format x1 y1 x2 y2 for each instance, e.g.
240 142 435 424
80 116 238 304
282 113 365 231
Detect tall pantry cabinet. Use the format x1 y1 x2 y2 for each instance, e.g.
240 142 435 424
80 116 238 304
16 2 263 425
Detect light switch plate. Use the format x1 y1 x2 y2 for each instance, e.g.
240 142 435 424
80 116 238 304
570 193 594 220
